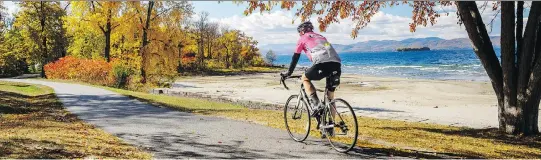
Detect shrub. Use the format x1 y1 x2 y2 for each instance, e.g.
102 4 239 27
0 55 28 78
44 56 114 86
111 63 131 89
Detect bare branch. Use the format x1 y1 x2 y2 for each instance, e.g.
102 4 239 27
480 1 489 14
98 25 105 33
63 2 70 11
134 3 144 25
112 23 120 29
94 1 102 7
487 9 501 33
90 1 95 12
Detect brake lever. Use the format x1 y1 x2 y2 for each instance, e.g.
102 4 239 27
280 76 289 90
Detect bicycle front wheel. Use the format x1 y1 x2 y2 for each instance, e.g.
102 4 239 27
284 95 311 142
325 98 358 153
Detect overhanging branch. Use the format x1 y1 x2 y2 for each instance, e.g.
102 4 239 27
456 1 503 93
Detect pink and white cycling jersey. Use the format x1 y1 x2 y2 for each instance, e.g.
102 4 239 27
294 32 341 65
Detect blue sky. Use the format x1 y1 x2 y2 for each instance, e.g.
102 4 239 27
192 1 504 45
192 1 414 18
4 1 508 46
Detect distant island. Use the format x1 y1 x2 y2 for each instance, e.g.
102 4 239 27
259 36 501 54
396 47 430 52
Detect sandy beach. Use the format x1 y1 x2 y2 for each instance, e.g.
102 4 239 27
168 72 522 129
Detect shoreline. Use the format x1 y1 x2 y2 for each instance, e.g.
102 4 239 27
284 66 491 83
157 72 516 129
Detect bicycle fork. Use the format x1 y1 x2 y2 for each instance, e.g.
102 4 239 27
291 97 302 120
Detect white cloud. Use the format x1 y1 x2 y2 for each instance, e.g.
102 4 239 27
213 10 298 44
213 10 472 46
185 3 508 46
213 11 415 45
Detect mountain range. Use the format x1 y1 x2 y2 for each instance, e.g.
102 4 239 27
259 36 501 55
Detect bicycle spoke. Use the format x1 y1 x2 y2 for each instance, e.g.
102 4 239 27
284 95 311 142
326 98 358 153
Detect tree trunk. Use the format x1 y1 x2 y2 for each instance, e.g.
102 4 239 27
517 2 541 135
516 1 524 66
207 34 212 59
522 7 541 134
140 1 154 83
216 47 217 63
177 43 183 73
104 8 112 62
104 30 111 62
458 1 541 135
457 1 506 130
224 44 230 68
500 1 520 133
199 35 204 67
40 1 47 78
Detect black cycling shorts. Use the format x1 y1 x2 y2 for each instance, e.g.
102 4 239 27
305 62 341 92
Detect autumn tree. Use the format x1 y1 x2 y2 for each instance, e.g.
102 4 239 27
218 29 239 68
243 1 540 135
0 2 16 77
193 11 209 68
65 2 122 62
239 32 260 67
175 21 198 71
1 2 31 76
126 1 192 83
206 22 219 60
14 1 68 78
0 28 30 77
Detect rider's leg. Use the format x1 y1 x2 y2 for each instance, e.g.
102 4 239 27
328 91 337 123
302 73 316 95
327 91 335 99
326 69 341 124
302 73 320 107
327 91 336 117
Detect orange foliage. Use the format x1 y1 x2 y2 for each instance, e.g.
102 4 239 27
44 56 114 86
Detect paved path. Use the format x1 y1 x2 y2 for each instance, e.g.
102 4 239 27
1 79 408 159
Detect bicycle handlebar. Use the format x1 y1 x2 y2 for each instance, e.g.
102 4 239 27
280 75 301 90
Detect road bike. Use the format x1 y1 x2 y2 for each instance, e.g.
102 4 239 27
280 75 358 153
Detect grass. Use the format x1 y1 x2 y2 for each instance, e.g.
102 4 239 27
181 66 283 76
0 81 151 159
37 78 541 158
0 82 51 96
98 85 541 158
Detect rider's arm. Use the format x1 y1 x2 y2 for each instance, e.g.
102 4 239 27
287 53 300 75
287 39 305 76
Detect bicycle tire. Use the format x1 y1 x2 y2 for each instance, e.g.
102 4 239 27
284 95 311 142
325 98 358 153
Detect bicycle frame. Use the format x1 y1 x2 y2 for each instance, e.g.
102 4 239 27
281 75 339 122
289 78 331 118
282 74 358 153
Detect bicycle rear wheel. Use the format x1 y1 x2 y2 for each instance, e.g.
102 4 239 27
325 98 358 153
284 95 311 142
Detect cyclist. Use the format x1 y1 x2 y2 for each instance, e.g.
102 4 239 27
281 21 342 135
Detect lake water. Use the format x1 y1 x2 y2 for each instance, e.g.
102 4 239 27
274 49 501 81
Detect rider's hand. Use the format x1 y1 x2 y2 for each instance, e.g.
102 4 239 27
280 72 290 78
